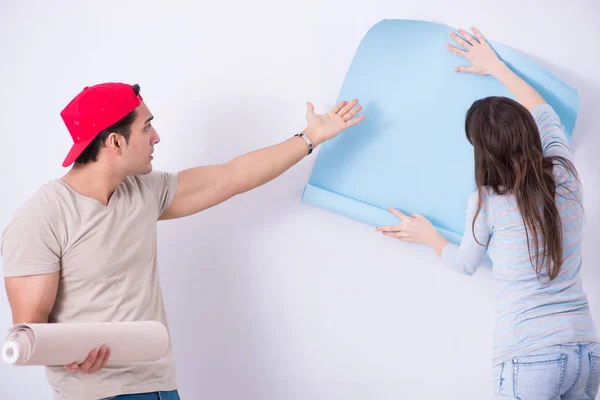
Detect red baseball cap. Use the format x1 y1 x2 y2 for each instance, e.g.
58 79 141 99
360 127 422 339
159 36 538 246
60 82 143 167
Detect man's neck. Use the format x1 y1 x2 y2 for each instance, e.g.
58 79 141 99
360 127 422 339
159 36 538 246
61 163 125 206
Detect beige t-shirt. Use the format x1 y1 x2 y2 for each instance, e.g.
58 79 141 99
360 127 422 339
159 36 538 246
1 171 179 400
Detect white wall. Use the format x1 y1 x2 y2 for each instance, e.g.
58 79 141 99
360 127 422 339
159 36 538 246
1 0 599 398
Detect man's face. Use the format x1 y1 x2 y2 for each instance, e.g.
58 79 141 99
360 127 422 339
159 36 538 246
122 102 161 175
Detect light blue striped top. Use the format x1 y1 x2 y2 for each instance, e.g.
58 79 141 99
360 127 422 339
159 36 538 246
441 103 598 366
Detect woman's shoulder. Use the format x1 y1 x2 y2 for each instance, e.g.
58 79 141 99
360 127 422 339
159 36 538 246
469 187 503 203
469 187 516 215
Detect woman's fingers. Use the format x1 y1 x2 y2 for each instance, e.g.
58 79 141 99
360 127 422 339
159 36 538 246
446 44 467 57
471 26 486 44
376 225 403 233
393 231 411 240
458 28 478 45
382 231 410 240
377 208 420 240
449 31 471 49
455 66 479 74
388 208 412 222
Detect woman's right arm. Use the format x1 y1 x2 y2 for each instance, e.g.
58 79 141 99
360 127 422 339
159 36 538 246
446 26 546 111
446 26 574 163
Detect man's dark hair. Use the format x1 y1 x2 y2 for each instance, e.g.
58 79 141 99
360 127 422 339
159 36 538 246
75 84 141 165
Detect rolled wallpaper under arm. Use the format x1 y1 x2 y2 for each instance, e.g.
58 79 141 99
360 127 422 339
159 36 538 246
2 320 169 366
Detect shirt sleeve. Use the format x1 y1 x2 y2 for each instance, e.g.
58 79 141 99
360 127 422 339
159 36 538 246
532 103 580 194
440 191 493 276
1 204 62 277
532 103 573 162
138 170 179 218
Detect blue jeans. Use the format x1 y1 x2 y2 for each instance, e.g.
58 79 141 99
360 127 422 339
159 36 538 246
493 342 600 399
100 390 180 400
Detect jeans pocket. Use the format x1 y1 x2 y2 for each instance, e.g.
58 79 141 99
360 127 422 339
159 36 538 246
585 351 600 399
513 353 567 399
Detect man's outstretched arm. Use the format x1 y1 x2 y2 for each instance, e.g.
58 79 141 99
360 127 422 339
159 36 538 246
159 99 364 220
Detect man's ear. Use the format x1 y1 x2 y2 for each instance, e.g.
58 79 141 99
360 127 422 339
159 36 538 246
106 133 123 152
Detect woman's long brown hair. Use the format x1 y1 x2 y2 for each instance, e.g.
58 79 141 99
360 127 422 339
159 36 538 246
465 96 580 280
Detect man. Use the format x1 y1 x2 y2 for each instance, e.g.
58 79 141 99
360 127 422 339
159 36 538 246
1 82 364 399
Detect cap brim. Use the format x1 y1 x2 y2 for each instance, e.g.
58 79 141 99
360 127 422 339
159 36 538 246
62 137 96 167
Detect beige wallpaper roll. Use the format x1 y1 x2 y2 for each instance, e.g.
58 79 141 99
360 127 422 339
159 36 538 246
2 321 169 366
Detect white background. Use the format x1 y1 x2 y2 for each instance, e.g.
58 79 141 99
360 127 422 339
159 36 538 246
1 1 599 399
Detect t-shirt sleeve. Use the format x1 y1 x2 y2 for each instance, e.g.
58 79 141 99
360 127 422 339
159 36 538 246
138 170 179 218
1 204 61 277
440 191 493 276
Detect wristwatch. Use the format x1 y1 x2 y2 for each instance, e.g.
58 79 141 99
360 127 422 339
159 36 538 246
295 132 314 155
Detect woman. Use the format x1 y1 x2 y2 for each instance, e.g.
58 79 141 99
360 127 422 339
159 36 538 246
377 27 599 398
